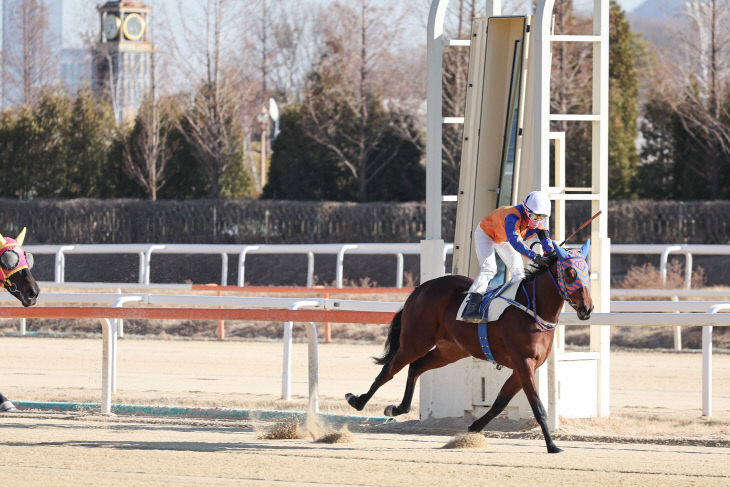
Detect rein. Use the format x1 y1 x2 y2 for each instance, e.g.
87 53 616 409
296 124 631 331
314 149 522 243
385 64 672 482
507 263 571 331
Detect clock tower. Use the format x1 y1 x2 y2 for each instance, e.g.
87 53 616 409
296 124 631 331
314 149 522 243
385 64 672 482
95 0 153 122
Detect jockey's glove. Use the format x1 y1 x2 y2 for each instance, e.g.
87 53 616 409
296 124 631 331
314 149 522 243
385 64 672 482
532 254 550 267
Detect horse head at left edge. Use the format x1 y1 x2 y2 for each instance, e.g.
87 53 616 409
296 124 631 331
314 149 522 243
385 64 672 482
0 227 39 307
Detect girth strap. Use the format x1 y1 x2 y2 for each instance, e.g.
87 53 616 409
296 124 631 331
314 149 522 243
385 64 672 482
478 322 496 364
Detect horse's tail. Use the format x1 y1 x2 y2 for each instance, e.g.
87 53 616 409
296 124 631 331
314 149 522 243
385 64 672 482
373 309 403 366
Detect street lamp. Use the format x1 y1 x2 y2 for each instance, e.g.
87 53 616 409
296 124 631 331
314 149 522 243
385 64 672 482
257 106 269 190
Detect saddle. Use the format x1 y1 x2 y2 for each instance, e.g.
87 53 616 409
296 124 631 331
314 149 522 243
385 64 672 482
458 279 521 323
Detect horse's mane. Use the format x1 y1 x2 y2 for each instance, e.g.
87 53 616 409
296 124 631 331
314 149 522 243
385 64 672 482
523 252 559 283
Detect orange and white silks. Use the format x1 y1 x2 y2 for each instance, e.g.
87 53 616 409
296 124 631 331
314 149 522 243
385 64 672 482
479 205 546 244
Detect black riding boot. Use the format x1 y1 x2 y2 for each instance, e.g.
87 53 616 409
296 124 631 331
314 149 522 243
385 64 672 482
460 292 484 323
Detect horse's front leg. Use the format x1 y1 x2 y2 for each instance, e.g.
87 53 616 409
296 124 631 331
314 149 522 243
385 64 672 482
468 370 522 432
515 358 562 453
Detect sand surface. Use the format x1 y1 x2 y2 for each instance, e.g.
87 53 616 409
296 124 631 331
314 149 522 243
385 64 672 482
1 337 730 485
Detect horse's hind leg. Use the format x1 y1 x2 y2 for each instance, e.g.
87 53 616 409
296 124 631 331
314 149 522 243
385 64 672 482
384 344 468 417
468 371 522 432
384 345 468 416
345 351 415 411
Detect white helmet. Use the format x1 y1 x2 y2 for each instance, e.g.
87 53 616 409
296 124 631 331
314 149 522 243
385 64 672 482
522 191 551 217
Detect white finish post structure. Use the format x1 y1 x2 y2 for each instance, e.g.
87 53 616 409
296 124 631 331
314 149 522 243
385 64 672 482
421 0 449 419
535 0 611 418
589 0 611 418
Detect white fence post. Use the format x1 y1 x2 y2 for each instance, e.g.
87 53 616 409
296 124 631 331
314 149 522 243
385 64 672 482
54 246 74 283
101 318 113 414
281 300 322 401
237 246 259 287
703 304 730 416
143 245 165 285
396 253 404 288
305 321 320 414
306 252 315 287
220 253 228 286
336 245 357 288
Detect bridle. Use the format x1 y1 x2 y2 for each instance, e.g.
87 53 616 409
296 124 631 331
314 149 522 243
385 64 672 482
547 250 590 308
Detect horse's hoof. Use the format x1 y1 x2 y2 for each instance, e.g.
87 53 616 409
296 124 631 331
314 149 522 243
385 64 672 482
384 405 397 417
0 400 17 412
547 444 563 454
345 393 362 411
467 422 482 433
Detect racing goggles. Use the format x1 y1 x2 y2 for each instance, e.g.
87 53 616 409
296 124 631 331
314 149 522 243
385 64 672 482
528 212 548 222
0 249 34 272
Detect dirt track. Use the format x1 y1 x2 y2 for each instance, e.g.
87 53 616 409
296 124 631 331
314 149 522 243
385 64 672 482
1 412 729 486
1 337 730 485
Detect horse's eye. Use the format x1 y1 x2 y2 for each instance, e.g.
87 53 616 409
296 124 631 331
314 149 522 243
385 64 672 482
565 268 577 283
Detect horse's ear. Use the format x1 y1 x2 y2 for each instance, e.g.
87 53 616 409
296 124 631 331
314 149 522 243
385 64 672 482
16 227 26 246
580 239 591 258
553 241 568 260
0 232 6 246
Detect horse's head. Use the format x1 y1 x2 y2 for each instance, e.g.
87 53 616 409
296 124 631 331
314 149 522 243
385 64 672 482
553 240 593 320
0 228 39 307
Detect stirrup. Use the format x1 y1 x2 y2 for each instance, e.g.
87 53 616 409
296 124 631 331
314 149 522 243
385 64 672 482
458 293 483 322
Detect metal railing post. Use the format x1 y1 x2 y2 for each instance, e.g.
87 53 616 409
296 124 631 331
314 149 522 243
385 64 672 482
101 318 113 414
659 245 682 284
237 246 259 287
144 245 165 285
396 253 404 288
703 304 729 416
137 252 145 284
55 246 74 283
336 245 357 288
306 252 314 288
108 295 144 393
220 253 228 286
281 300 322 401
305 320 320 414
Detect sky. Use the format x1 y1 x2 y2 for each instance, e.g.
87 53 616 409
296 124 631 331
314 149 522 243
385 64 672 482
60 0 647 49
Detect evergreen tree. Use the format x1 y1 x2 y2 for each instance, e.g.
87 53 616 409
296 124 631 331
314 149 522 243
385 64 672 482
638 97 678 199
262 105 351 200
608 0 639 199
64 89 121 198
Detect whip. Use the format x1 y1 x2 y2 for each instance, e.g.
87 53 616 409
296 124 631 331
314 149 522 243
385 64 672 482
559 210 602 246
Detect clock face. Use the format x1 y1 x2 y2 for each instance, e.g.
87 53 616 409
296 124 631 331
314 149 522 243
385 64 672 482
123 13 146 41
104 14 120 40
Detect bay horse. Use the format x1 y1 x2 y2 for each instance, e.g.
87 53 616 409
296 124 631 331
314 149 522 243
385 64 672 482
346 240 593 453
0 227 40 412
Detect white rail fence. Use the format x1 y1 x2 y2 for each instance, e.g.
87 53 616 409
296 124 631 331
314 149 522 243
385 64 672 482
24 243 729 291
26 243 455 289
3 292 730 419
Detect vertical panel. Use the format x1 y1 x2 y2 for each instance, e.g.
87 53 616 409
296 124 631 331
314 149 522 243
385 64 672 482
452 16 528 281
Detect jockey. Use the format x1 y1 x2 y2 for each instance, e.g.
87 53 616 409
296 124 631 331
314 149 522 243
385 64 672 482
460 190 554 322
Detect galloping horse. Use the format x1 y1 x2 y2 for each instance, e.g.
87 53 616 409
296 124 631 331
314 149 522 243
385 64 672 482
0 227 40 412
346 241 593 453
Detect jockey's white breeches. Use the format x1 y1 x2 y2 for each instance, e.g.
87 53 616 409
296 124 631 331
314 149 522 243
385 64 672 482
468 225 525 294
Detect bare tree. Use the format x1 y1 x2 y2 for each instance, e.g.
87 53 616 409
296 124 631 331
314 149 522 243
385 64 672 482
302 0 423 202
2 0 59 107
120 96 175 200
157 0 250 198
664 0 730 197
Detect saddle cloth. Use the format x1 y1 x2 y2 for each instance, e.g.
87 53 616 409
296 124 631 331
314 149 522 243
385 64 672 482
458 279 521 323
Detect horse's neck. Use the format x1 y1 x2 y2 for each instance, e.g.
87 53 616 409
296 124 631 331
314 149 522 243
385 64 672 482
530 269 564 323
